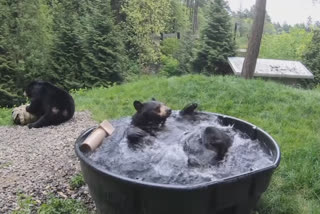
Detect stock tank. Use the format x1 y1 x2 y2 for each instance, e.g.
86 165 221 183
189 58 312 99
75 112 280 214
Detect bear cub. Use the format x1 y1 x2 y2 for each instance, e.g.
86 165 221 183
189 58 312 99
24 81 75 128
127 99 172 144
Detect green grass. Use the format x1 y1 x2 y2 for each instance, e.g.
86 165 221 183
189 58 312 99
12 194 90 214
37 197 89 214
70 173 85 189
12 194 38 214
2 74 320 213
0 107 12 125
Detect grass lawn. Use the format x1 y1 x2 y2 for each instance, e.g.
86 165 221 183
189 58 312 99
2 74 320 213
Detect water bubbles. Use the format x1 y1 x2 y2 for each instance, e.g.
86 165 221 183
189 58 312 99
88 111 273 185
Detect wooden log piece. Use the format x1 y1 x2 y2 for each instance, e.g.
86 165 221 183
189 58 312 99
79 120 115 153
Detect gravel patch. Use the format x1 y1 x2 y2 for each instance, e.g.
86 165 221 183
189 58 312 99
0 111 97 213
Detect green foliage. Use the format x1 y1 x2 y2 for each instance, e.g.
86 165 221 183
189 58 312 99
121 0 171 65
12 194 38 214
0 0 127 107
0 88 25 108
175 33 200 74
193 0 236 74
159 38 181 76
303 30 320 86
232 6 275 50
0 0 49 106
159 55 180 76
70 173 85 189
0 107 12 125
161 38 180 56
38 197 89 214
165 0 190 32
259 27 313 60
46 0 127 90
81 0 126 87
12 194 90 214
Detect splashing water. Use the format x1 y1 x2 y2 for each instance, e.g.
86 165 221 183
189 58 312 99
88 111 274 185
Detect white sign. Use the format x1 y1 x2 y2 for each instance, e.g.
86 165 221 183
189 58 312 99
228 57 314 79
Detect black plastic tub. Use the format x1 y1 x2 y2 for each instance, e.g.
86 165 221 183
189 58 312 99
75 113 281 214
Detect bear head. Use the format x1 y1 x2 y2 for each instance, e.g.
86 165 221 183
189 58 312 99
131 98 172 128
24 81 45 98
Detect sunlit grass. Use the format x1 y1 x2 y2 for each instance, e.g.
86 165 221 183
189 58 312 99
0 107 12 126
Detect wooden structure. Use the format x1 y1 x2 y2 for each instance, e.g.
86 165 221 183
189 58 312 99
228 57 314 84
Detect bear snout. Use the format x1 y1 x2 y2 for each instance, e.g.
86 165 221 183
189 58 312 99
159 105 172 117
166 108 172 116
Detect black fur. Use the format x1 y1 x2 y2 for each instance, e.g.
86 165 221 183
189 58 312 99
131 100 171 129
127 99 171 144
179 103 198 115
184 126 232 167
25 81 75 128
202 127 232 161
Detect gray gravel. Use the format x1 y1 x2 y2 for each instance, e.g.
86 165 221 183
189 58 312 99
0 111 97 213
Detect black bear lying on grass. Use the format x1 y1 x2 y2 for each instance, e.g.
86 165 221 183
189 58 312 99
24 81 75 128
127 98 172 143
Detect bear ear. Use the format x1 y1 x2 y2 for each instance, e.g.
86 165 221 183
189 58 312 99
133 100 143 111
151 97 156 101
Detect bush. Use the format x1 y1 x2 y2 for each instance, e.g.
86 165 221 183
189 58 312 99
0 87 25 107
160 38 180 56
38 197 89 214
159 55 180 76
69 173 85 190
259 27 313 60
303 30 320 86
193 0 235 75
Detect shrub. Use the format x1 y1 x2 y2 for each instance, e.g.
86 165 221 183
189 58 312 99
193 0 236 75
303 30 320 86
159 55 180 76
160 38 180 56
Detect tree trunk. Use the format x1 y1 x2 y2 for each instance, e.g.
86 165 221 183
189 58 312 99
241 0 266 79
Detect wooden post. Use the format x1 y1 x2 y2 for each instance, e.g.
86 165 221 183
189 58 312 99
241 0 266 79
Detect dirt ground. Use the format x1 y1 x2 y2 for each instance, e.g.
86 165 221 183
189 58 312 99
0 111 97 213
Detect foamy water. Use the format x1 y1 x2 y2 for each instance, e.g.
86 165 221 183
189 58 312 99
88 111 274 185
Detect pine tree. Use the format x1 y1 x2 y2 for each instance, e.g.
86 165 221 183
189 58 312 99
0 0 19 106
193 0 235 75
81 0 125 87
0 0 52 106
47 0 87 90
303 30 320 86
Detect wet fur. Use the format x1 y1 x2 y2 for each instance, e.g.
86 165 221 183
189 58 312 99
127 99 171 144
184 126 232 167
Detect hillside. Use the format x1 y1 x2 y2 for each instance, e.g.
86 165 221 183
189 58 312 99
2 75 320 213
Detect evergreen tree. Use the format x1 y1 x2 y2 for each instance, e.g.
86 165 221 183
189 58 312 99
110 0 126 23
0 0 21 106
47 0 87 90
81 0 125 87
0 0 49 106
193 0 235 74
303 30 320 86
